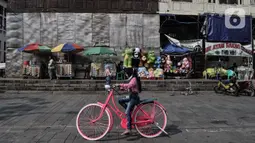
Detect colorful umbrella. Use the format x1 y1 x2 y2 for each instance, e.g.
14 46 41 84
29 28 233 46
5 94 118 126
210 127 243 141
18 43 51 53
83 47 116 56
51 43 84 53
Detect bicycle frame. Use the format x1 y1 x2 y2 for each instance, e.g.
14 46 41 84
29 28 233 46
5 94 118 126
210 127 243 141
91 88 155 126
218 80 233 89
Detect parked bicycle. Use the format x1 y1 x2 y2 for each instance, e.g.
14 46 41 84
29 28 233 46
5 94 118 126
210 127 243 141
76 85 168 141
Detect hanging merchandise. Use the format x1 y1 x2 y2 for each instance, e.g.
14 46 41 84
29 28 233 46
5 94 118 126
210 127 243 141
179 57 190 73
139 50 148 68
147 50 156 68
164 55 173 73
138 67 149 78
122 48 133 68
160 55 166 69
132 47 141 68
154 68 164 78
154 56 161 68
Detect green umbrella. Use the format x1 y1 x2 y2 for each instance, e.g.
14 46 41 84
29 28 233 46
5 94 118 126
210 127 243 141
83 47 116 56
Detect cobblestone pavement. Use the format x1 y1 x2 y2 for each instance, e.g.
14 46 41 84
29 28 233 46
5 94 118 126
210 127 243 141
1 91 255 143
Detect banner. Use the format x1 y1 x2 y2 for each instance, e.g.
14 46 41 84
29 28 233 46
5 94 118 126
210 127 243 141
207 14 252 43
180 39 203 52
164 35 202 52
205 42 252 57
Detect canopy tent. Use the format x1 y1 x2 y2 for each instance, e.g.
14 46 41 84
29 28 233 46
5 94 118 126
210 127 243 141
161 43 191 55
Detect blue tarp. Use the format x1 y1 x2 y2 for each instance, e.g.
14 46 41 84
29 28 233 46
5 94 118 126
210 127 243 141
207 14 252 43
162 43 191 54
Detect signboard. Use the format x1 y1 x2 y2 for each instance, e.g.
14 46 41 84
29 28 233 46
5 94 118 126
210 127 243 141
180 39 203 52
164 35 203 52
205 42 252 57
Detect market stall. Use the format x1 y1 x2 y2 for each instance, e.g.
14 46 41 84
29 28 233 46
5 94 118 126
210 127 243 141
18 43 51 79
204 42 253 80
160 43 193 79
83 47 117 79
119 47 164 80
51 43 84 79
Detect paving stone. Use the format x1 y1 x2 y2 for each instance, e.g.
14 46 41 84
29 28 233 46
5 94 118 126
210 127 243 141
1 91 255 143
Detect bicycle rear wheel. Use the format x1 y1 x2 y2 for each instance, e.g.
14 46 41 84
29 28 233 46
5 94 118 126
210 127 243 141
134 103 167 138
76 103 111 141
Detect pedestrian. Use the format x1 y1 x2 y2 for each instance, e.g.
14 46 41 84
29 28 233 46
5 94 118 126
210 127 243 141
105 65 112 86
48 56 55 80
84 62 91 79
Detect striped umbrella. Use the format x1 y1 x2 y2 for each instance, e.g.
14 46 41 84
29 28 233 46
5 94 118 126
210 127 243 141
18 43 51 53
51 43 84 53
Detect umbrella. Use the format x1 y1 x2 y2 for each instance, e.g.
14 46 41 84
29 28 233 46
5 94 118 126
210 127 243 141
51 43 84 53
18 43 51 53
83 47 116 56
162 43 191 54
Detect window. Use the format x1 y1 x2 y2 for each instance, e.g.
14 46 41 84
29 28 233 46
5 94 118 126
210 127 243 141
219 0 238 4
0 6 3 15
3 18 6 31
3 8 5 17
172 0 192 2
208 0 216 3
4 42 5 62
0 17 3 30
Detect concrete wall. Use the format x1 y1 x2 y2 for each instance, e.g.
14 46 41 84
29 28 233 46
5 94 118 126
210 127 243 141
6 13 160 77
159 0 255 15
0 0 6 63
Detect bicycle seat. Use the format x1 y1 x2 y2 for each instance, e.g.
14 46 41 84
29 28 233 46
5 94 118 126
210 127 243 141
138 98 157 105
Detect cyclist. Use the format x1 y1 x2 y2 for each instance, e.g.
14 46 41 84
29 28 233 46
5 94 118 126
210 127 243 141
115 68 142 135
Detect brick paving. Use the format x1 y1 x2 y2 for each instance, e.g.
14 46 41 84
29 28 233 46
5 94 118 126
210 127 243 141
0 91 255 142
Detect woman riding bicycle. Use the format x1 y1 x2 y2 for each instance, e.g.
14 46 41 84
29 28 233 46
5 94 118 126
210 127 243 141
115 68 142 135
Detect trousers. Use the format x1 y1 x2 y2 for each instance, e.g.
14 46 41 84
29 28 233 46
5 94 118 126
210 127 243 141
118 93 140 129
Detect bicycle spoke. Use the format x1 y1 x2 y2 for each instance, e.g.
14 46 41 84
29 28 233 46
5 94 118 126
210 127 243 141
135 103 167 138
76 104 111 141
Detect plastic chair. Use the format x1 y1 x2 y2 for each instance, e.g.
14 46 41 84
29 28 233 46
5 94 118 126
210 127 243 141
116 71 124 80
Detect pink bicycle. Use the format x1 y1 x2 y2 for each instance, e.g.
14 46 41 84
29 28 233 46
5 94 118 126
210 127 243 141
76 85 168 141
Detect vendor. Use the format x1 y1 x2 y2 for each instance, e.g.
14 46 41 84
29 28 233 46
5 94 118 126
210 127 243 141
117 61 124 73
229 63 237 72
48 56 56 80
84 62 91 79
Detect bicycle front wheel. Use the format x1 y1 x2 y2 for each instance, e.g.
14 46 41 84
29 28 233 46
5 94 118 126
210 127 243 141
76 103 111 141
134 103 167 138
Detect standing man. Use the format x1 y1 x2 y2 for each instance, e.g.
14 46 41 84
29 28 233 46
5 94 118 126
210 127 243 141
48 56 55 80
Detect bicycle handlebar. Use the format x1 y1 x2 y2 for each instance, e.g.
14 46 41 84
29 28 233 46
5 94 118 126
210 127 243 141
105 84 123 95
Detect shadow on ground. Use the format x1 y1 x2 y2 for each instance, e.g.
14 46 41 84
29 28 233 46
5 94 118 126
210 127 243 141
100 124 182 141
0 96 51 120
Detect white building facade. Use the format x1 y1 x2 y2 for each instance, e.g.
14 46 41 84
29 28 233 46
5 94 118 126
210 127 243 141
159 0 255 15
